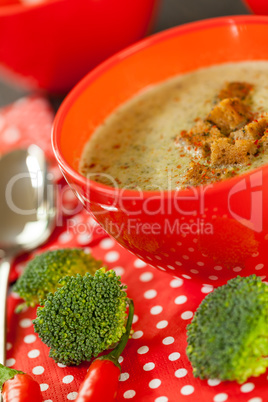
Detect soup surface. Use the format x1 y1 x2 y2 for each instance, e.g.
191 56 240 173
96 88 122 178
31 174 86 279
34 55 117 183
79 61 268 190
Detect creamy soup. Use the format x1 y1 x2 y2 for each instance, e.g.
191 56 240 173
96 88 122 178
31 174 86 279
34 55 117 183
79 61 268 190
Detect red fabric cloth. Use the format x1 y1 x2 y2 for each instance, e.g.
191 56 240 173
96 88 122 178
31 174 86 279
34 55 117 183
1 97 267 402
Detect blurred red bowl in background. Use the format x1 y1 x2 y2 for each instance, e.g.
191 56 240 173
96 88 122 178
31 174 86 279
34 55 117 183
243 0 268 15
0 0 158 94
52 15 268 286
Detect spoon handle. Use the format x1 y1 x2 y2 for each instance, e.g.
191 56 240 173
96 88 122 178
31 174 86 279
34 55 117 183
0 258 11 365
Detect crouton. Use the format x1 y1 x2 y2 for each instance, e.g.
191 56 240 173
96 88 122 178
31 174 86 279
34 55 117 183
218 82 253 102
208 125 223 144
210 137 257 166
207 98 252 134
259 129 268 150
181 161 232 187
175 120 223 155
231 115 268 141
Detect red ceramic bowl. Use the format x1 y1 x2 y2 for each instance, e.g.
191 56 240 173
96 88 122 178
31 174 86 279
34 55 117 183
52 15 268 286
0 0 158 94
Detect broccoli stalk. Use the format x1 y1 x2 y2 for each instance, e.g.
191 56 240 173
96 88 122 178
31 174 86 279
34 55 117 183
13 248 102 311
33 268 129 366
186 275 268 383
102 298 134 368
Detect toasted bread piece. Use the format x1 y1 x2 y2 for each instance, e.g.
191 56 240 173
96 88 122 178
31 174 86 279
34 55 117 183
218 82 253 102
207 98 252 134
231 115 268 141
211 137 257 166
259 129 268 150
176 120 223 155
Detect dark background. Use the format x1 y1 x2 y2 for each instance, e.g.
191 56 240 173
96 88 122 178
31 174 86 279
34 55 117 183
0 0 250 108
155 0 249 32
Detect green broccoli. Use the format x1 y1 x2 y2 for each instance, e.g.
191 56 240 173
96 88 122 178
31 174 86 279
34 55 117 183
33 267 129 366
186 275 268 384
13 248 102 310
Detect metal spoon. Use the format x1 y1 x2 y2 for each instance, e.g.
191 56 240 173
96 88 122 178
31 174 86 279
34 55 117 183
0 145 56 364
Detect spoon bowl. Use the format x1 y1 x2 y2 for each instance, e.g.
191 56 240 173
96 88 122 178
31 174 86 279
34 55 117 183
0 145 56 364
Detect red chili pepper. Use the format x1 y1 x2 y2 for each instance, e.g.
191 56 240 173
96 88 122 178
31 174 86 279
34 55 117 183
76 299 134 402
0 364 42 402
75 359 120 401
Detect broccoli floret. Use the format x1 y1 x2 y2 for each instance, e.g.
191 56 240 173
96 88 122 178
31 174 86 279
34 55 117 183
33 268 128 366
186 275 268 383
13 248 102 310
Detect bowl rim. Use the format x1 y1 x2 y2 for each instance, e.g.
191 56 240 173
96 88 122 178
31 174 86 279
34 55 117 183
0 0 61 15
52 14 268 199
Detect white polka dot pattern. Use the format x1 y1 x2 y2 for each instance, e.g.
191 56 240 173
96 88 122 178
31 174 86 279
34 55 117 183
241 383 255 393
144 289 157 299
6 358 15 367
181 311 193 320
150 306 163 315
7 232 267 402
174 295 187 304
156 320 168 329
67 392 78 400
23 334 36 344
0 96 55 164
6 233 267 402
28 349 40 358
120 372 130 381
170 278 183 288
175 368 188 378
134 259 147 268
168 352 180 361
124 390 136 398
99 238 115 249
32 366 45 375
40 383 49 391
162 336 174 345
62 375 74 384
140 272 154 282
19 318 32 328
137 346 149 355
104 251 120 262
149 379 161 389
132 331 143 339
208 379 221 386
181 385 195 395
143 362 155 371
214 393 228 402
2 120 265 402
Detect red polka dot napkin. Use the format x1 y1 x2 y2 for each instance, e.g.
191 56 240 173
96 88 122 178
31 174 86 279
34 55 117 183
0 95 61 180
2 96 268 402
0 96 53 158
